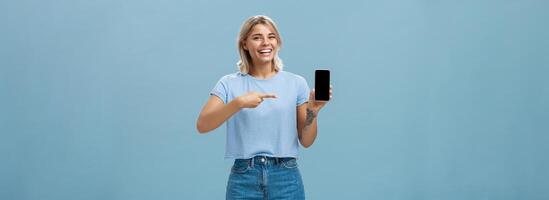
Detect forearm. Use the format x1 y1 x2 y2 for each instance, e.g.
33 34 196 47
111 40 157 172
197 99 241 133
299 107 318 148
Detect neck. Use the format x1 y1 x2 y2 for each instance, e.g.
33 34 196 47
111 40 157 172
249 61 276 79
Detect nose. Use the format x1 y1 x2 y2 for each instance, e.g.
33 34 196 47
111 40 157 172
262 37 270 46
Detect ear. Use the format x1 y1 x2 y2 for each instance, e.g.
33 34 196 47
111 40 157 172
242 41 248 51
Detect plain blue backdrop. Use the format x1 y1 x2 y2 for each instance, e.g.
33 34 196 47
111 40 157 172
1 0 548 199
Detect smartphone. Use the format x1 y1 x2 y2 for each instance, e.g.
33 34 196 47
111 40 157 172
314 69 330 101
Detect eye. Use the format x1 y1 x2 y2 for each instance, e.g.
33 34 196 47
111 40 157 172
269 36 276 39
252 37 261 40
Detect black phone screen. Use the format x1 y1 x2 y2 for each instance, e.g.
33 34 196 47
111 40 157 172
315 70 330 101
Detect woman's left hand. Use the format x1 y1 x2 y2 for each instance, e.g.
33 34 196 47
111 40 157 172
307 85 332 114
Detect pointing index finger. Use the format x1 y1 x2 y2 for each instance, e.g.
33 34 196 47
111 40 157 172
259 93 277 99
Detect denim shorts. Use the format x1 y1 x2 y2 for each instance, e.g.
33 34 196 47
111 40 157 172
226 156 305 200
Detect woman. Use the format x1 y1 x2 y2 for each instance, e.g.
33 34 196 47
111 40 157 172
196 15 332 200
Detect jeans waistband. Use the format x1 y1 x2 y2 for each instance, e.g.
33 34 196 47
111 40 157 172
236 156 296 166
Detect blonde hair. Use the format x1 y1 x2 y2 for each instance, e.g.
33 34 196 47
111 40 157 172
237 15 283 74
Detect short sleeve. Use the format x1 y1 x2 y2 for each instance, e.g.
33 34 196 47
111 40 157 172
210 76 228 104
296 76 310 106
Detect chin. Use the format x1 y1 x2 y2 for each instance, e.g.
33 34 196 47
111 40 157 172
255 56 273 63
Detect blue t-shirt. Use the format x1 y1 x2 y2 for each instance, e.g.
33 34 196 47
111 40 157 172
210 70 310 159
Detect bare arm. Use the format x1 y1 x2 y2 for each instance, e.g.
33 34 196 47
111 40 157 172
296 86 332 147
196 96 242 133
196 92 277 134
297 104 318 147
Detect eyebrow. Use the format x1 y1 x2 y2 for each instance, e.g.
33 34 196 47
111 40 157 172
250 33 276 37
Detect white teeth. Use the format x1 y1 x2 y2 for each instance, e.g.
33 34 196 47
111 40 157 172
259 49 272 53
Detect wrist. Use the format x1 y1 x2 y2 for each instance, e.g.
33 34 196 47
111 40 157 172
231 97 244 109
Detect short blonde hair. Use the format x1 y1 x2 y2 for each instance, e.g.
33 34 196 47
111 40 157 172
237 15 283 74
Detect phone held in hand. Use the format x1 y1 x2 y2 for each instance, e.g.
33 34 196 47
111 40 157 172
314 69 330 101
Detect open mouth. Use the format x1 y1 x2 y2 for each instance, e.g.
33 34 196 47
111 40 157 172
258 49 273 55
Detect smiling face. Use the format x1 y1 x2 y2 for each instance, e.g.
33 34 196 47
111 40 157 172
242 24 279 66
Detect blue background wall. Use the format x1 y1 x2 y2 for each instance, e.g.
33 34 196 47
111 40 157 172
1 0 548 199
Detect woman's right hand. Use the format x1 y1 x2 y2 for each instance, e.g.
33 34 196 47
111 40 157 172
236 92 277 108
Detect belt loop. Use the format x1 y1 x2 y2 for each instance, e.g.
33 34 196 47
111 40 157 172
250 157 254 167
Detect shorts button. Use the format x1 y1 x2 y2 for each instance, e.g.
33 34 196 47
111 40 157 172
260 158 265 162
